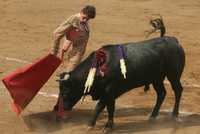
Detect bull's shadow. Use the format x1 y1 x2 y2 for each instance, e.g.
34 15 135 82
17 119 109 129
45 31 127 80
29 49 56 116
22 107 151 132
22 107 200 133
112 113 200 134
22 109 95 133
112 108 200 134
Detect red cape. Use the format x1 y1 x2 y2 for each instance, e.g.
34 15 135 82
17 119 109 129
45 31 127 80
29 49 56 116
2 53 61 115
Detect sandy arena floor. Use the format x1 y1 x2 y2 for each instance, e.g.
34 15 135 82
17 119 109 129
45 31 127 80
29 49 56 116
0 0 200 134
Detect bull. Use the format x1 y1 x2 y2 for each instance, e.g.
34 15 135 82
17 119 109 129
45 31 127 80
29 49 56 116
54 18 185 130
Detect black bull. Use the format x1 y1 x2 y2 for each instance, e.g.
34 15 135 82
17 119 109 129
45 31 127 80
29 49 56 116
56 36 185 128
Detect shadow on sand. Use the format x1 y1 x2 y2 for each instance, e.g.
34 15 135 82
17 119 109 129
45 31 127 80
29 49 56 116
113 113 200 134
22 107 200 133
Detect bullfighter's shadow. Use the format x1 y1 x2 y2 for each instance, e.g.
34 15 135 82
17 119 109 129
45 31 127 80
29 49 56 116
22 107 200 133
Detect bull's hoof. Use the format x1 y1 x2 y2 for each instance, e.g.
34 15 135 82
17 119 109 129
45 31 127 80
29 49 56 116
105 121 114 129
102 127 113 134
102 121 114 133
148 116 157 123
170 115 182 123
86 126 94 131
174 117 182 123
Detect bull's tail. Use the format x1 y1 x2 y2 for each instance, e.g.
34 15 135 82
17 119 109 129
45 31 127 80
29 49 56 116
144 16 166 92
146 15 166 37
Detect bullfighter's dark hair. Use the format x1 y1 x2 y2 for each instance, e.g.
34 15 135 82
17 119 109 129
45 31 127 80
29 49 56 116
81 5 96 19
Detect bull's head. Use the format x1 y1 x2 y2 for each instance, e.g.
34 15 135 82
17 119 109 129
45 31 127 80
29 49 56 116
57 72 83 111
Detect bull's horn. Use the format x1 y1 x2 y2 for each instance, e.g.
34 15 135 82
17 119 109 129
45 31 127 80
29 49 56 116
56 79 67 82
56 74 70 82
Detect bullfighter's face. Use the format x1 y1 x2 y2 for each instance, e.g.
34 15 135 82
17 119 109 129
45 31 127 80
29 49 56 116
80 12 90 23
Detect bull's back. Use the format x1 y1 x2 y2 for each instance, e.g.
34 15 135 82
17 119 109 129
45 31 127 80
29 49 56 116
103 36 185 93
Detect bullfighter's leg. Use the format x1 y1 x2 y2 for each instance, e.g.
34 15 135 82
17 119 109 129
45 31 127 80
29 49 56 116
169 80 183 118
150 82 166 119
88 100 106 127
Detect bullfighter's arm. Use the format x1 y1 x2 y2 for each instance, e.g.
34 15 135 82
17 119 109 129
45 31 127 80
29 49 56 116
52 16 75 55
